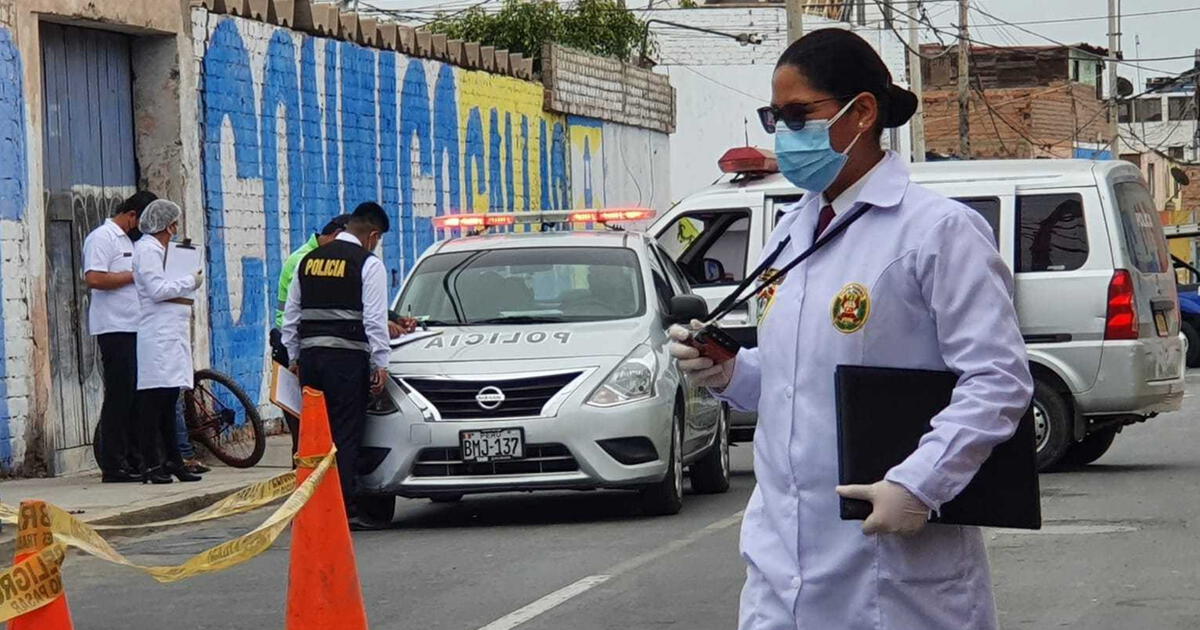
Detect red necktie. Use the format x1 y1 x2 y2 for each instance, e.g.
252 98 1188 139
814 204 836 241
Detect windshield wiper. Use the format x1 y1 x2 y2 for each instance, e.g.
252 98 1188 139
414 319 460 327
467 315 572 325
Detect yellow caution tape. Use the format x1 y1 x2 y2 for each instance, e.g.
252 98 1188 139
0 468 299 530
0 450 337 622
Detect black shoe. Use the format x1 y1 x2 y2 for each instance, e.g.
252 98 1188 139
142 467 173 484
165 463 202 482
348 515 388 531
102 469 143 483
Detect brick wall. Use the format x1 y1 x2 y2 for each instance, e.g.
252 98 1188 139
542 43 675 133
923 83 1109 159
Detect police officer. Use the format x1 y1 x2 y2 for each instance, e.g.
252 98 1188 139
83 190 157 482
271 213 351 454
669 30 1032 630
280 201 391 530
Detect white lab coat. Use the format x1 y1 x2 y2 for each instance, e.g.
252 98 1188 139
133 237 198 391
720 152 1032 630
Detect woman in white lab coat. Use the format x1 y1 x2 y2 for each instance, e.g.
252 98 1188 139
133 200 204 484
669 29 1033 629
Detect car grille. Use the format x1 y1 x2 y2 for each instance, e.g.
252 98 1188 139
412 443 580 477
403 372 582 420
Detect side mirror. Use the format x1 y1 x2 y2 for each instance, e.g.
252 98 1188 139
668 294 709 326
702 258 726 283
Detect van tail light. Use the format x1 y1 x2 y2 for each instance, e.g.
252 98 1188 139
1105 270 1139 340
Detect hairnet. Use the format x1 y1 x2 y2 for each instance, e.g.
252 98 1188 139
139 199 182 234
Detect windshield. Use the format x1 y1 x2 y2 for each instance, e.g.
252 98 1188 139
396 247 646 325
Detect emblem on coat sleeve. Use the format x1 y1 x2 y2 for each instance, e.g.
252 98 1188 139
831 283 871 333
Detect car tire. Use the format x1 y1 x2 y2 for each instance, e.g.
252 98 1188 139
1033 379 1072 472
639 403 684 516
355 495 396 525
690 404 731 494
1058 427 1119 468
1183 320 1200 367
429 494 464 504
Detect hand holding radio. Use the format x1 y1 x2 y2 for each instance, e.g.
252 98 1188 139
668 321 737 390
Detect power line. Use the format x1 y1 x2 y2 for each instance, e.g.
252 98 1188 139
965 5 1200 28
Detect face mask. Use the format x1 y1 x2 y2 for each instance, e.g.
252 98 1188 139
126 227 142 242
774 96 864 193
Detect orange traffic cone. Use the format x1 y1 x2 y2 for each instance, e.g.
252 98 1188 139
286 387 368 630
8 500 73 629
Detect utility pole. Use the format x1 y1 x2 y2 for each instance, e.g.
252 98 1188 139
786 0 804 44
956 0 970 158
908 0 926 162
1107 0 1120 157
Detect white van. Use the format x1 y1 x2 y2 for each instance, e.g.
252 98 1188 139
651 150 1185 471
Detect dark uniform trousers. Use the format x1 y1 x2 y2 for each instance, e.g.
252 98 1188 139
97 332 140 472
299 347 369 511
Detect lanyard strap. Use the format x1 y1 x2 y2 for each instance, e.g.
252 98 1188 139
706 203 875 324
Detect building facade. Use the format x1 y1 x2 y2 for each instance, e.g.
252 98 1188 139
0 0 673 475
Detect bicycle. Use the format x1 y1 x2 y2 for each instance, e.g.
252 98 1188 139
93 368 267 469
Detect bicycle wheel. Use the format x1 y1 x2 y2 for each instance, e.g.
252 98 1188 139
188 368 266 468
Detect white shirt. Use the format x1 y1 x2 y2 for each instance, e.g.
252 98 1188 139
281 232 390 370
720 151 1032 630
819 156 887 216
82 219 140 335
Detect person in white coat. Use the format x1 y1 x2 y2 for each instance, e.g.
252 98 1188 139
133 200 205 485
669 29 1033 629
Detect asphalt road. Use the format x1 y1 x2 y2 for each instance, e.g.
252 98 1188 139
57 373 1200 629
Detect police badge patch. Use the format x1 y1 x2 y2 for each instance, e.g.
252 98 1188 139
756 268 786 325
831 283 871 333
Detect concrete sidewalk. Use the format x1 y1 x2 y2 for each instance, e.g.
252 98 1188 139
0 435 293 529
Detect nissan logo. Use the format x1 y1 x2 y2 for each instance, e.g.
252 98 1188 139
475 386 506 410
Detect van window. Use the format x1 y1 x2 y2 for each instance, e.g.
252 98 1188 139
1016 193 1089 272
656 210 751 286
1113 181 1171 273
953 197 1000 245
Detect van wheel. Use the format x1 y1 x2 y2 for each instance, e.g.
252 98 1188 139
1033 380 1072 471
639 404 684 516
1058 427 1118 468
690 404 731 494
1183 320 1200 367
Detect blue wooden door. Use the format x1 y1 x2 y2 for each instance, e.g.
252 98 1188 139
41 23 136 473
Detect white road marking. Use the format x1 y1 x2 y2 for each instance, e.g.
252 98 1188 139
990 524 1140 536
475 510 745 630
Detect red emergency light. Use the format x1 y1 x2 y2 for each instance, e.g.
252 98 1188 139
718 146 778 175
433 213 517 229
568 208 656 223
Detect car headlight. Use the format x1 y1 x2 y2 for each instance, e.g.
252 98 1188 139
367 377 400 415
587 344 656 407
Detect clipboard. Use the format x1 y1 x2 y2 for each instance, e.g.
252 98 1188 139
270 362 302 417
164 239 202 299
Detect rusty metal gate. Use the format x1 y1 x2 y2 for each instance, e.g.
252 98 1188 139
41 23 137 474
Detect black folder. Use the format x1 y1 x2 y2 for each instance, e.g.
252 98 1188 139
835 365 1041 530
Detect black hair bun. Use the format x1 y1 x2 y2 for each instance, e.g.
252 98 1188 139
884 84 918 128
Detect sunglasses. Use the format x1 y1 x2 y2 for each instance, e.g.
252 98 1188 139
757 96 852 133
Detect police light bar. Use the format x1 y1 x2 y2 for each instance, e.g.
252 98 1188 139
537 208 656 223
433 213 517 229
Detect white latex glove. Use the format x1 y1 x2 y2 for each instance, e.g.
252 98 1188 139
191 269 205 290
836 480 930 536
667 320 736 390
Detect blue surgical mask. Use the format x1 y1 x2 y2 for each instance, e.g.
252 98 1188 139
774 96 863 193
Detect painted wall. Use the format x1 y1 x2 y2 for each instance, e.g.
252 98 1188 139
195 10 668 414
0 24 28 470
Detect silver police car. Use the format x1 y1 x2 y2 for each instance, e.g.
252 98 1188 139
355 210 730 521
